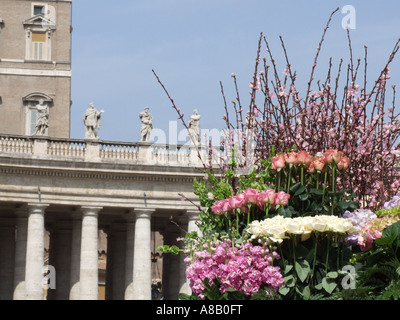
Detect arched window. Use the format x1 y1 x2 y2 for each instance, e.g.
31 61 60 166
22 93 53 135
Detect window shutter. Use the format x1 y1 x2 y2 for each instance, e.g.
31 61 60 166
32 33 46 60
30 109 38 135
33 42 44 60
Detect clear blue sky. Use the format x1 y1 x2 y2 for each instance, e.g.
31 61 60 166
70 0 400 144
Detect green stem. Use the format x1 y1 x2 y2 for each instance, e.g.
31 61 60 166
301 166 304 186
292 235 297 265
279 245 286 269
337 235 341 271
309 233 318 285
236 211 240 237
287 167 292 193
265 205 270 218
278 170 281 191
325 237 330 273
322 169 328 208
331 165 336 215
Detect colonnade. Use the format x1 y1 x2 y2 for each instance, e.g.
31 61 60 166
0 203 201 300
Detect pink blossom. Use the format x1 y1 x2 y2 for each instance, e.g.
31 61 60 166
185 240 284 297
269 91 275 98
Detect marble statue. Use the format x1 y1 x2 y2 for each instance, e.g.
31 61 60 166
83 102 104 139
33 99 49 136
188 109 201 145
140 107 153 142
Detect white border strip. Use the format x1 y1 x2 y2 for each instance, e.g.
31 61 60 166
0 67 71 77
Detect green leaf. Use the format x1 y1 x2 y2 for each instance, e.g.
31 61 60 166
283 275 295 288
322 277 337 294
326 271 338 279
302 286 311 300
290 182 302 193
310 188 323 196
178 293 191 300
294 185 307 196
278 286 291 296
284 265 293 274
315 283 323 290
295 260 311 283
299 193 309 201
375 222 400 247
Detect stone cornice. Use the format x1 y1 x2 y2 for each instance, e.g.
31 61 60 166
0 156 204 184
0 165 198 184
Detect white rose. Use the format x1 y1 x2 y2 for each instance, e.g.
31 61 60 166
286 218 304 234
313 216 328 232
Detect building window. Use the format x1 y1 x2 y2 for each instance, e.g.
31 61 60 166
24 6 55 62
33 5 45 16
31 32 46 60
23 93 53 135
28 108 39 135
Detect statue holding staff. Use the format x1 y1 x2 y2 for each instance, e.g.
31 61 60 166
140 106 153 142
83 102 104 139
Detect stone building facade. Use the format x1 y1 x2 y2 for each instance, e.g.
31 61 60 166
0 0 210 300
0 0 72 138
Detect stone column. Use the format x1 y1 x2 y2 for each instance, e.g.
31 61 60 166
124 213 135 300
162 222 183 300
13 207 28 300
79 206 101 300
25 203 48 300
47 222 72 300
104 227 114 300
132 209 154 300
0 219 16 300
111 223 126 300
186 210 202 235
180 210 202 296
69 213 82 300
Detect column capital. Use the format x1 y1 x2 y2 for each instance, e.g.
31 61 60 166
185 210 200 219
27 203 49 214
80 206 103 217
131 208 155 219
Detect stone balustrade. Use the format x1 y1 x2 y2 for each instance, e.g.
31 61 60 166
0 134 226 167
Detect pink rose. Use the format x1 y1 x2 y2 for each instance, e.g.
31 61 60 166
274 191 291 206
337 156 350 170
211 200 225 215
257 189 276 206
313 157 326 172
297 151 313 165
221 199 233 212
324 149 343 164
307 161 316 173
229 193 247 209
284 151 298 165
243 188 259 204
271 154 286 170
323 149 337 164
